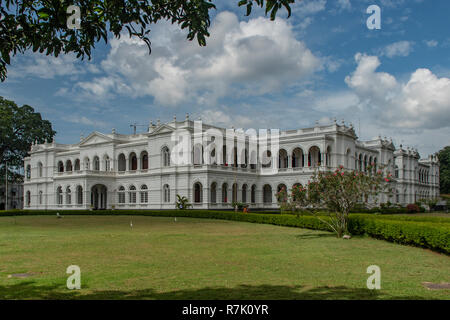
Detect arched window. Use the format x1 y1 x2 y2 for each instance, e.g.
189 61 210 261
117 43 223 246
345 149 351 169
262 150 272 168
210 182 217 204
118 186 125 204
26 191 31 206
263 185 272 203
93 156 100 171
232 146 238 167
74 159 80 171
140 185 148 203
56 186 63 205
38 162 43 177
222 183 228 203
57 161 64 173
358 154 362 171
141 151 149 170
26 164 31 179
84 157 90 170
66 160 73 172
292 148 304 168
251 185 256 203
363 155 368 172
129 185 137 203
242 184 247 203
308 146 321 167
194 182 203 203
76 186 83 205
232 183 238 203
278 149 288 169
129 152 137 171
163 184 170 203
162 147 170 167
395 165 399 178
66 186 71 204
104 155 110 171
118 154 126 172
39 191 43 205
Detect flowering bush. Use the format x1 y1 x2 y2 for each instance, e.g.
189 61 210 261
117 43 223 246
277 165 393 238
406 203 420 213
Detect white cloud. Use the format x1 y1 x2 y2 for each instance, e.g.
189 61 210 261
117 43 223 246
292 0 327 16
75 11 321 106
345 53 450 130
424 40 438 48
64 115 108 127
9 53 83 79
337 0 351 11
382 41 413 58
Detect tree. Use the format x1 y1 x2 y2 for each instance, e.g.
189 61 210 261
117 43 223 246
0 0 297 81
438 146 450 194
277 165 392 238
175 194 192 210
0 96 56 182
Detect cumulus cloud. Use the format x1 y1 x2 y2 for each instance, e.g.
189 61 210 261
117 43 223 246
382 41 413 58
345 53 450 130
8 53 88 79
74 11 321 106
424 40 438 48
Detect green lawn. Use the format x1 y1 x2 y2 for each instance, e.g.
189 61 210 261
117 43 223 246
0 215 449 299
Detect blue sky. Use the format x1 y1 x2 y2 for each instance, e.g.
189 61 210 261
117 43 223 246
1 0 449 157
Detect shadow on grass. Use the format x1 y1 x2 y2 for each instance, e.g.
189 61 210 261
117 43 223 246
0 281 425 300
295 232 336 240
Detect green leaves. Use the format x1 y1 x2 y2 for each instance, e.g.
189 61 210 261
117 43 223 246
237 0 296 19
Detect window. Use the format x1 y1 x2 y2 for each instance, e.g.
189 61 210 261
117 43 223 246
278 149 288 169
74 159 80 171
242 184 247 203
129 153 137 170
66 187 71 204
129 185 137 203
326 146 331 167
118 186 125 204
193 144 203 165
84 158 90 170
66 160 72 172
194 182 202 203
26 165 31 179
164 184 170 203
76 186 83 205
162 147 170 167
308 146 321 167
263 185 272 203
141 151 149 170
56 187 63 205
140 185 148 203
58 161 64 173
118 154 126 171
104 156 110 171
210 183 217 203
292 148 304 168
251 185 256 204
26 191 31 206
93 156 100 171
38 162 43 177
39 191 43 205
222 183 228 203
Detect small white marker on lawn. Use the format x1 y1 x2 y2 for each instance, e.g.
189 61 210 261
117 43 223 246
174 217 177 222
130 220 133 229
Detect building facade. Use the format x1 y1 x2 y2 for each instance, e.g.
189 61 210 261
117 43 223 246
23 117 440 210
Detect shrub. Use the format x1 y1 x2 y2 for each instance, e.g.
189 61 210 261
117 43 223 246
406 204 420 213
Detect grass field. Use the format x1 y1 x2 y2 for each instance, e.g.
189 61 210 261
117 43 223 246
0 215 449 299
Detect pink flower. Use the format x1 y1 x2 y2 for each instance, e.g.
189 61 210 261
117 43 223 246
384 178 390 182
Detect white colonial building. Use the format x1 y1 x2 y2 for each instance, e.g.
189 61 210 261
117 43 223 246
23 116 439 210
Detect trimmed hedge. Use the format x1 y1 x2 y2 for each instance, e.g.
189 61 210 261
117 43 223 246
1 209 449 254
349 215 450 254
